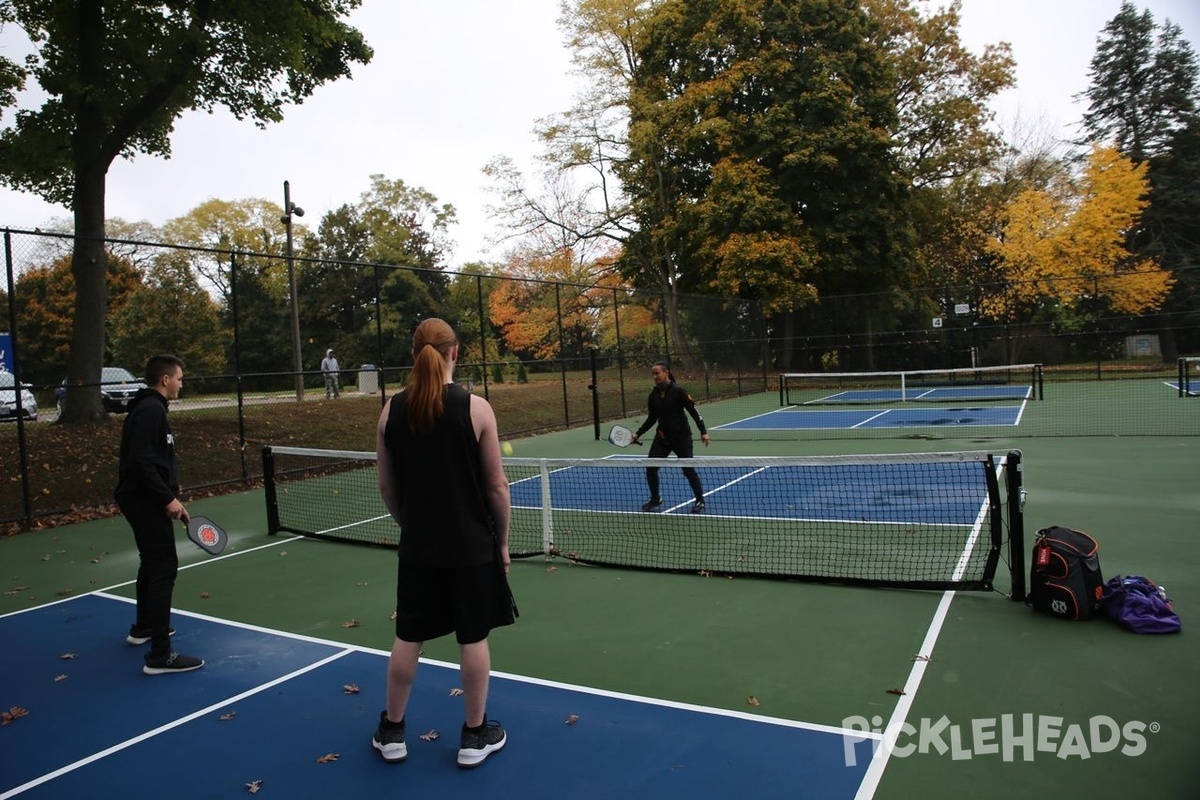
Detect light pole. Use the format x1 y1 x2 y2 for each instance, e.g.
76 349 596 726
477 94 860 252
282 180 305 401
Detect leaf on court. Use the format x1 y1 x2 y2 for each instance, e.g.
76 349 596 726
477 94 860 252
356 581 368 587
565 714 579 726
90 557 103 564
342 619 361 628
746 695 760 707
1 706 30 725
342 684 360 694
53 674 68 682
420 730 440 741
389 611 397 621
912 654 931 662
697 569 713 577
59 653 76 660
245 779 262 793
280 551 288 556
886 688 907 696
219 712 237 721
448 688 464 697
199 592 210 599
55 588 73 597
4 586 32 595
316 753 340 763
545 565 557 573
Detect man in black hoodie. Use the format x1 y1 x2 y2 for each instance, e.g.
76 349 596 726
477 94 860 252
115 355 204 674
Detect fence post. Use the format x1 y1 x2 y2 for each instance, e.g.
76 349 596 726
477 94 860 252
230 251 248 485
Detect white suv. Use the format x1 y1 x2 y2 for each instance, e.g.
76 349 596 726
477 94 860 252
0 370 38 422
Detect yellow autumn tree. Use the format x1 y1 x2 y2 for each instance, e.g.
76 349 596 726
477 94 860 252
984 145 1173 321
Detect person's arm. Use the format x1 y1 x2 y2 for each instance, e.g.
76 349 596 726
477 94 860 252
126 405 178 509
631 392 658 444
376 398 403 526
471 395 511 568
682 390 711 446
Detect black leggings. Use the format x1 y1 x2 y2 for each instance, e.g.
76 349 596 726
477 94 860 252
646 436 703 501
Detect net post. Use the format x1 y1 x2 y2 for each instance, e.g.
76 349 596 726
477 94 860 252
981 454 1003 591
1179 357 1184 398
540 460 554 559
1006 449 1026 601
262 446 280 536
1034 363 1044 400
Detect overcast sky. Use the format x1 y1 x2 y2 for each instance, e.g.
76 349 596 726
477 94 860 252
1 0 1198 269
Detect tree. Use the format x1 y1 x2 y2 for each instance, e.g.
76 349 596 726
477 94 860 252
108 255 227 378
10 252 144 386
303 175 457 368
0 0 371 421
984 146 1174 359
1080 1 1199 163
624 0 917 370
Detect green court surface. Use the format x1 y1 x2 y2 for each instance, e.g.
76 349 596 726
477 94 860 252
3 398 1198 798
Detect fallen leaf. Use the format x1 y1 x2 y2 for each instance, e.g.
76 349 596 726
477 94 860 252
448 688 464 697
245 779 262 793
1 707 30 725
342 684 360 694
219 712 237 721
912 654 931 662
4 587 32 595
90 557 103 564
746 695 760 707
55 589 73 597
316 753 340 763
199 592 210 599
420 730 440 741
545 565 557 573
53 674 68 682
565 714 579 726
886 688 907 696
389 611 397 620
60 653 76 660
342 619 360 629
698 569 713 577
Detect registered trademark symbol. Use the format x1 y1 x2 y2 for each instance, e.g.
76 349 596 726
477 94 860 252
1149 722 1160 734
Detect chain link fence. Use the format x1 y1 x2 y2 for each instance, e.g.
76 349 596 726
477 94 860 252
3 228 1198 528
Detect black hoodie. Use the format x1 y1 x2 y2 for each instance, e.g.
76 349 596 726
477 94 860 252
114 388 180 507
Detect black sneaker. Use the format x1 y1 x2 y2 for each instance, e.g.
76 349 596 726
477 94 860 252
142 651 204 675
457 720 506 768
372 711 407 763
691 499 706 513
126 626 175 646
640 497 663 512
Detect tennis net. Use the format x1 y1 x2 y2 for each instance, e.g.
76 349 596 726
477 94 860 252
262 446 1027 596
780 364 1044 406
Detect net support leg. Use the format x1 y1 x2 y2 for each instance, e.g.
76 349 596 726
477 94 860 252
1006 450 1026 601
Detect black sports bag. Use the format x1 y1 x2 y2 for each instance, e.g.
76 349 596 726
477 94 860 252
1028 526 1104 620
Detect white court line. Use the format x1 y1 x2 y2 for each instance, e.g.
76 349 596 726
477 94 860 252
852 459 1003 799
0 646 356 800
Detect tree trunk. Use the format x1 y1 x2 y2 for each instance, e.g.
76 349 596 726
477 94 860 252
62 164 109 422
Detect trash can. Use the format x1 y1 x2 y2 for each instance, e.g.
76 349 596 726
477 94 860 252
359 364 379 395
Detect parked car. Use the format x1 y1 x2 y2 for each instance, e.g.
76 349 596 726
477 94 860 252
0 370 38 422
57 367 147 414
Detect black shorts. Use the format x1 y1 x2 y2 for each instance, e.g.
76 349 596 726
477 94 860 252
393 559 515 645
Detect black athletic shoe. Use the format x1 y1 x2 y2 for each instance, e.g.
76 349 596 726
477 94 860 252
142 651 204 675
372 711 408 763
126 626 175 645
458 720 506 768
641 497 663 512
691 499 706 513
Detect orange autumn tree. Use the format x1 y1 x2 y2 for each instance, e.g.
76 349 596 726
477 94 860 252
984 145 1174 327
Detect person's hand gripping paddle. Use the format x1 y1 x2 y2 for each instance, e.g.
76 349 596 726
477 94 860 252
185 515 229 555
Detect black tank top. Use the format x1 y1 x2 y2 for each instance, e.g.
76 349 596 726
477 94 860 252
382 383 494 566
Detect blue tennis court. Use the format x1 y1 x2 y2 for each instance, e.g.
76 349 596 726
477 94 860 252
717 404 1023 432
508 458 991 526
1 593 872 799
